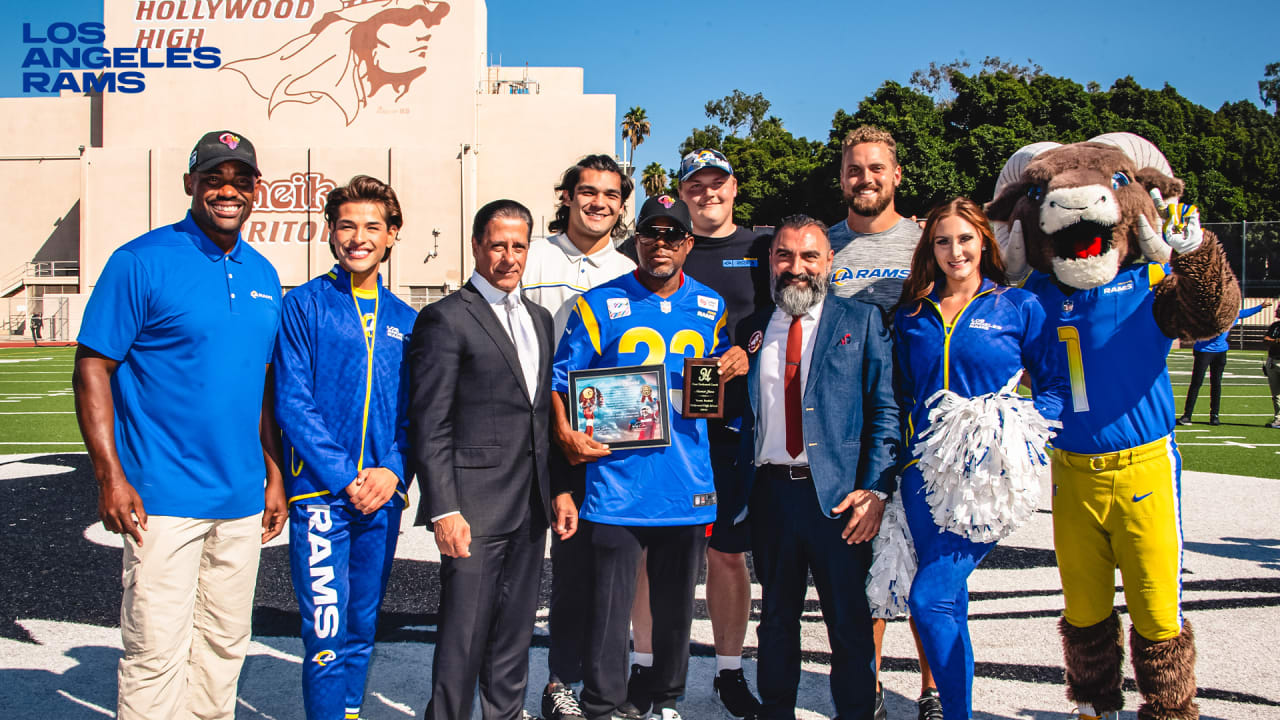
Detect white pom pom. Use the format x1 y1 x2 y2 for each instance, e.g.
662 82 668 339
912 373 1059 543
867 492 916 619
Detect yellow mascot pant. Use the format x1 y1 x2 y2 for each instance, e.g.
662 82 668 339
1051 435 1184 642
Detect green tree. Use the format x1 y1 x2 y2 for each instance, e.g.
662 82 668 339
641 162 668 197
620 106 651 169
1261 62 1280 115
704 90 771 138
666 63 1280 235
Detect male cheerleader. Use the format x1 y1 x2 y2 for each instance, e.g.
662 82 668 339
273 175 417 720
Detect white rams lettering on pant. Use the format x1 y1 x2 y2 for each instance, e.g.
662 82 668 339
306 505 340 639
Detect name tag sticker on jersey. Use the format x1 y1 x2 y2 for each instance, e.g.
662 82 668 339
697 295 719 312
385 325 405 341
1103 280 1135 295
607 298 631 319
722 259 758 268
692 492 717 507
968 318 1003 332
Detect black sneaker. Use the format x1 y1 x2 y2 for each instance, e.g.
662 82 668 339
1176 416 1192 426
542 683 586 720
712 668 761 718
614 701 649 720
1209 416 1221 426
874 686 887 720
917 689 943 720
626 664 654 716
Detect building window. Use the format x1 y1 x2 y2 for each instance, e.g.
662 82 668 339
408 285 451 310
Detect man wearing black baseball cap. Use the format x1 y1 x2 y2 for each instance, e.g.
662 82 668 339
623 151 769 718
552 194 747 720
75 130 284 720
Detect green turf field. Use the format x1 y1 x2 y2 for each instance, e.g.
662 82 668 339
2 346 1277 478
0 346 82 454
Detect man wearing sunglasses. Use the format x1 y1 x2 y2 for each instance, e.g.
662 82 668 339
621 150 769 718
552 195 748 720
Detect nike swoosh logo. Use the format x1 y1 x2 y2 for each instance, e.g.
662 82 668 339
1133 492 1154 503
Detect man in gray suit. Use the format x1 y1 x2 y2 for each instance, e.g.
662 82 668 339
409 199 577 720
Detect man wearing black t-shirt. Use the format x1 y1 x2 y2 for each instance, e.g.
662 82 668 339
622 149 768 717
1265 300 1280 429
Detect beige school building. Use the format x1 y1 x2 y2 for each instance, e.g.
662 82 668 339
1 0 619 341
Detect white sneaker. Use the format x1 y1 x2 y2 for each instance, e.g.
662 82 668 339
659 709 683 720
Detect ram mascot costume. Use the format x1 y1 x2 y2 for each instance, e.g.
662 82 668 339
985 133 1239 720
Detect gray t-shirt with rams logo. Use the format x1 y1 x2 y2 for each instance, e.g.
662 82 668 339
828 216 920 318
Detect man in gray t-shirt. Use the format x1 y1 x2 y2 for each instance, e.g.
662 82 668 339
828 216 920 317
831 125 940 720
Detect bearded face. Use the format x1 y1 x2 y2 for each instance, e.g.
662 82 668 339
840 141 901 219
772 268 829 316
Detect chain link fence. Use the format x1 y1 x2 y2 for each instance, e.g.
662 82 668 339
1206 221 1279 349
3 296 69 343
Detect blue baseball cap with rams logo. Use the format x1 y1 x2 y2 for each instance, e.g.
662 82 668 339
188 130 260 176
679 148 733 182
637 194 692 235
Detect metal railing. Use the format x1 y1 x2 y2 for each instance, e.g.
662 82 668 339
27 261 79 278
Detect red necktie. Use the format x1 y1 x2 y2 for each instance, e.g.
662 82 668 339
785 314 803 458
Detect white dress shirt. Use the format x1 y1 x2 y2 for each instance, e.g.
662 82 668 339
755 299 824 466
470 271 540 398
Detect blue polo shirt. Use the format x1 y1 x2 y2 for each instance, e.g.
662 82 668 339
78 212 282 519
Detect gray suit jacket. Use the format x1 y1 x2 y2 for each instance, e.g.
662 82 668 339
408 281 556 535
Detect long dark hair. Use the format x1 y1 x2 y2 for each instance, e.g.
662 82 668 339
897 197 1007 311
548 154 634 238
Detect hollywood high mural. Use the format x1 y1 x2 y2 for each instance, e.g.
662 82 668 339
1 0 618 336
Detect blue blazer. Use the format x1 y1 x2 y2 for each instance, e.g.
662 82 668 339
732 294 900 520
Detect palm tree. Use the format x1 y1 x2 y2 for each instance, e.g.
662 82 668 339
641 162 668 197
620 106 651 170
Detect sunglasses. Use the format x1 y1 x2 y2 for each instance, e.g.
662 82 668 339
636 226 688 246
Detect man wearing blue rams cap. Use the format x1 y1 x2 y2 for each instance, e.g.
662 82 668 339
74 130 285 720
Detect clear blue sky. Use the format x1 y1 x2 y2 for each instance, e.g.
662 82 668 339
5 0 1276 185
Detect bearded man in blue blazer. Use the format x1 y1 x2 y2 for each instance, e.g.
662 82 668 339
732 214 899 720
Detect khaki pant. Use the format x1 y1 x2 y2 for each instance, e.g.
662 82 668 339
117 513 263 720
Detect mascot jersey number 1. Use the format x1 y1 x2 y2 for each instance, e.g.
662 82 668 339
987 133 1239 720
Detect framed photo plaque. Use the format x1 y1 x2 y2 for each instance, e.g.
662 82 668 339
567 364 670 450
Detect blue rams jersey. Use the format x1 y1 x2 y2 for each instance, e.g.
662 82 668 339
1023 263 1173 454
892 280 1068 455
274 266 417 506
553 272 729 526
